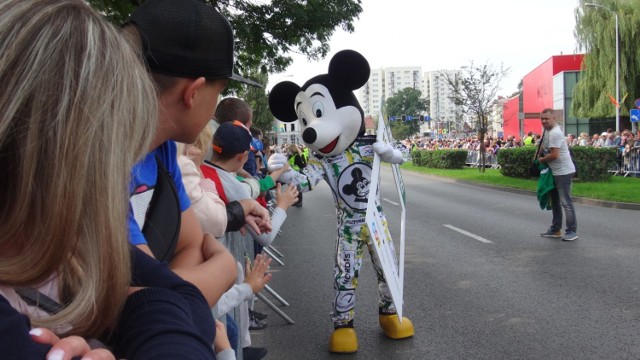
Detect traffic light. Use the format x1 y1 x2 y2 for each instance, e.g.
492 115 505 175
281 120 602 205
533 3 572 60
401 114 406 122
419 115 424 121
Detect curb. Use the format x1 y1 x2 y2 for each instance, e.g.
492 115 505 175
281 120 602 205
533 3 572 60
406 171 640 211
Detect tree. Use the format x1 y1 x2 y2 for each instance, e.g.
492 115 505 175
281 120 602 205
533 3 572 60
87 0 363 76
233 69 274 133
384 88 428 140
573 1 640 132
445 62 508 172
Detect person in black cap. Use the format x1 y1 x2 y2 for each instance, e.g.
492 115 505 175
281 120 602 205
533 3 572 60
201 121 300 360
122 0 271 357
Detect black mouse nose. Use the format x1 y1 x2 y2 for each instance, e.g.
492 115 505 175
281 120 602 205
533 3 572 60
302 128 317 144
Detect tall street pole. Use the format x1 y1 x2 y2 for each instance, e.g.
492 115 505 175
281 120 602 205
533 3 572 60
614 12 620 133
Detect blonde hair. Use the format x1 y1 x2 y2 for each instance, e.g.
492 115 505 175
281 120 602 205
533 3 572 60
0 0 157 337
289 144 300 154
176 124 214 164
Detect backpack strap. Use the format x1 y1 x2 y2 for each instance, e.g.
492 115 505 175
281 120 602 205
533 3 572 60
141 154 181 262
201 161 229 204
15 287 62 315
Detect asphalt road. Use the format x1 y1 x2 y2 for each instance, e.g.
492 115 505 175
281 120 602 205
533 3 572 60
251 167 640 359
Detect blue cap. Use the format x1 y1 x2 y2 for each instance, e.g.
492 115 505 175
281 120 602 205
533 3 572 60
213 121 252 155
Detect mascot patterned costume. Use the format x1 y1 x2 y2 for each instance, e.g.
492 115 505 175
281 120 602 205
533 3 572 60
268 50 414 353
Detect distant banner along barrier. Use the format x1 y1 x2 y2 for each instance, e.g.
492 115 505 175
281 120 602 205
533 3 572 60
366 113 407 320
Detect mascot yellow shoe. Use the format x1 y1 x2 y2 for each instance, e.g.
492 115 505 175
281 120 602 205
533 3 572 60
329 327 358 353
379 314 414 339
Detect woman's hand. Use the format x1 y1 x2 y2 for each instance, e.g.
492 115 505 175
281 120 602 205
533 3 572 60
213 320 232 354
29 328 115 360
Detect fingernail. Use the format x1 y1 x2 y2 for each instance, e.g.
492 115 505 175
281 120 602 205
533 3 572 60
48 349 65 360
29 328 43 336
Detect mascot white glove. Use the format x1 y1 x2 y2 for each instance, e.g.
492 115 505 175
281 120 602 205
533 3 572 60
277 169 298 184
267 152 288 172
267 152 303 184
373 141 404 164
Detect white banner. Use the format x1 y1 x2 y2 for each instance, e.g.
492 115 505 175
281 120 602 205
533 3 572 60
365 113 407 320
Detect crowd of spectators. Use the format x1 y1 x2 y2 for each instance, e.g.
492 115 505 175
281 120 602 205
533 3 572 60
395 128 640 173
399 127 639 153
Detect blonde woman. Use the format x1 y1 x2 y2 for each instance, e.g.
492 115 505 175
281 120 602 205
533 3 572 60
0 1 220 359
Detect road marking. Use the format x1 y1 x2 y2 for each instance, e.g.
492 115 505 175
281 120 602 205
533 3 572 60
382 197 400 206
443 224 493 244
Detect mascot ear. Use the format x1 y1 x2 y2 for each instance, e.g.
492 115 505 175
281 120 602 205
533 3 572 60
269 81 301 123
328 50 370 91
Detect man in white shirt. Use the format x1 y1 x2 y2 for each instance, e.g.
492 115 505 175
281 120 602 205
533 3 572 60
538 108 578 241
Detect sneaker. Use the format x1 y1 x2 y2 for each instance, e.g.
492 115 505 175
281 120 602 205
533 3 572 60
562 231 578 241
243 347 267 360
250 309 268 321
249 317 267 330
540 229 561 238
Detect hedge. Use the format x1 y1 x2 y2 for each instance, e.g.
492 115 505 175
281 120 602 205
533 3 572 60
411 149 467 169
497 146 616 181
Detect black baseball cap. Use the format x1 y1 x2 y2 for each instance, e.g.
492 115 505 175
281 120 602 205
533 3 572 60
213 121 253 155
125 0 260 86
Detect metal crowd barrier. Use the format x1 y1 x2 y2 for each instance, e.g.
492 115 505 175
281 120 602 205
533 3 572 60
465 150 500 169
612 147 640 177
258 189 294 324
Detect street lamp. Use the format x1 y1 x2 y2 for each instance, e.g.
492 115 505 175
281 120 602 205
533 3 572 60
585 3 619 133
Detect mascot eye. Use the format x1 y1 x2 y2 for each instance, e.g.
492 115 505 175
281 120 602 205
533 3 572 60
312 102 324 118
299 111 308 126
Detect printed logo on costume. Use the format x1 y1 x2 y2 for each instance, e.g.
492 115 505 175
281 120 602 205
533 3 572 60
335 290 356 313
358 144 374 159
327 153 346 165
338 163 371 211
339 250 356 287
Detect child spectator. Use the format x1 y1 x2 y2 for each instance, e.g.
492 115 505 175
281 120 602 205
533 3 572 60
201 121 299 358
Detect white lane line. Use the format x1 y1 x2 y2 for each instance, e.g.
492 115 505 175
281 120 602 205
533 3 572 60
443 224 493 244
382 197 400 206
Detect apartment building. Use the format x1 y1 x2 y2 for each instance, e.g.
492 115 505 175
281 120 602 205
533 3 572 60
359 67 462 137
423 69 463 135
359 66 422 117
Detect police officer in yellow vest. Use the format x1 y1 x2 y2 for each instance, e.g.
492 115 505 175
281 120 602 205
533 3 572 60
288 144 307 206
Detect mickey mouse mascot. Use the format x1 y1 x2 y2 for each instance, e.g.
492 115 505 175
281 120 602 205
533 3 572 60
268 50 414 353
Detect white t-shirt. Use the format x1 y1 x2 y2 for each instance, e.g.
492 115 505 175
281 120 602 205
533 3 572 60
543 125 575 176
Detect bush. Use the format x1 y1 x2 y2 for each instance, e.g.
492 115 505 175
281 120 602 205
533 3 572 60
497 147 535 178
411 149 467 169
497 146 616 181
570 146 617 182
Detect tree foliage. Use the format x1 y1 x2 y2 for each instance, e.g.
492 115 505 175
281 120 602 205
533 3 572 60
232 69 273 133
384 88 429 140
87 0 363 76
573 0 640 121
445 61 508 171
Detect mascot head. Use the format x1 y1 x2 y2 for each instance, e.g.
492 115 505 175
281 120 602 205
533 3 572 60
269 50 370 157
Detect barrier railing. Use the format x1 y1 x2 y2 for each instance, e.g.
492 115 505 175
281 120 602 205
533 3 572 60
465 150 500 169
612 147 640 177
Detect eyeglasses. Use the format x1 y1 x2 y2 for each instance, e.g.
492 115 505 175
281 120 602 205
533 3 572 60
540 118 551 121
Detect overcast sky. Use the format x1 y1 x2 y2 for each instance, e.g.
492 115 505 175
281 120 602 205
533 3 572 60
268 0 581 95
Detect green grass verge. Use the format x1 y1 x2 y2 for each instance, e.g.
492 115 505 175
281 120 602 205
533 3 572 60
399 163 640 204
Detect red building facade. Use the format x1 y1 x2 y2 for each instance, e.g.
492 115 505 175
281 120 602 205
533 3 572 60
502 54 584 139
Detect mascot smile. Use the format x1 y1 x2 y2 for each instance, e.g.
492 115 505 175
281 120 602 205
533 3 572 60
268 50 414 353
